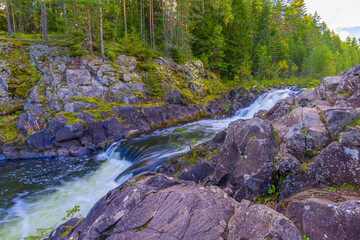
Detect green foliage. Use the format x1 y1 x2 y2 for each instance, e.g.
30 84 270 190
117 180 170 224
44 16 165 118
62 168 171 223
176 127 198 150
143 72 163 98
324 186 339 193
348 117 360 128
61 205 80 221
23 227 55 240
273 129 280 145
255 184 279 204
268 185 279 199
24 205 81 240
1 0 359 88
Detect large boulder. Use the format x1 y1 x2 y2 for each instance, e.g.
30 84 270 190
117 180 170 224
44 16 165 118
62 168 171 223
321 107 360 137
306 142 360 186
214 118 278 201
282 189 360 240
55 121 86 143
47 172 301 240
228 200 301 240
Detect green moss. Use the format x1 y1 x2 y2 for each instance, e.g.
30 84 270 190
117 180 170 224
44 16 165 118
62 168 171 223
187 146 204 164
119 175 147 193
173 171 179 178
339 183 358 191
273 129 280 145
59 219 83 238
138 62 157 71
56 112 85 125
348 117 360 128
300 159 312 173
136 216 154 231
0 112 26 144
302 127 307 135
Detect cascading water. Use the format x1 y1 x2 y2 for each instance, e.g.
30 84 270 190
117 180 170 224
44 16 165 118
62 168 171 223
0 89 299 239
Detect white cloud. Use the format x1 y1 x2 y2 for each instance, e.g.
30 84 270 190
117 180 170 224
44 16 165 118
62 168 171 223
304 0 360 40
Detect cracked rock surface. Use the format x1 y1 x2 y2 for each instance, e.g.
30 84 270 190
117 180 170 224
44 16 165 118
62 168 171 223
47 172 301 240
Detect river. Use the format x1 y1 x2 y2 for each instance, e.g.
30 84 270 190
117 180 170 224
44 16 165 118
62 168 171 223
0 89 299 239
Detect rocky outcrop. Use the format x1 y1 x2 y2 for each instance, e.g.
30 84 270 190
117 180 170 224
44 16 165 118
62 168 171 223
48 172 301 240
214 117 278 201
281 189 360 240
159 64 360 239
0 40 255 160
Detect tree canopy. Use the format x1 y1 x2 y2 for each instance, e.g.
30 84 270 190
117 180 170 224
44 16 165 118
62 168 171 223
0 0 359 81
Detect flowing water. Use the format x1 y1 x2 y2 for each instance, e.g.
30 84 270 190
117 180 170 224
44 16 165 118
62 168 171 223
0 89 299 239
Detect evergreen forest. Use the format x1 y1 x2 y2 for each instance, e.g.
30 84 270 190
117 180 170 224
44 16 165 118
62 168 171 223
1 0 359 84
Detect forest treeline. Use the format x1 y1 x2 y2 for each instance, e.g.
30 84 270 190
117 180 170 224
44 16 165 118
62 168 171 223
0 0 359 82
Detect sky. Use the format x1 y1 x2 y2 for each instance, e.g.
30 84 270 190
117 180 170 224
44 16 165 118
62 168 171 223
304 0 360 41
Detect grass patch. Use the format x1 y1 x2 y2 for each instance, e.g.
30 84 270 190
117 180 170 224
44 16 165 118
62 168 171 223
348 117 360 128
0 112 25 144
300 159 312 173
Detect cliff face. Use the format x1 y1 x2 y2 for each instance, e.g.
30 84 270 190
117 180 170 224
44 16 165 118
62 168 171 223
0 40 255 160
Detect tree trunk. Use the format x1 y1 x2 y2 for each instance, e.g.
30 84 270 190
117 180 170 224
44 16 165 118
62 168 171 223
151 0 155 49
163 1 167 55
202 0 204 15
63 2 68 29
149 0 152 49
123 0 127 37
41 0 48 41
87 5 93 53
99 1 105 57
11 2 15 33
140 0 143 42
5 0 12 37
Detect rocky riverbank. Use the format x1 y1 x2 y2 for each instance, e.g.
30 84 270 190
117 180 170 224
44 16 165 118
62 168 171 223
50 65 360 239
0 39 255 160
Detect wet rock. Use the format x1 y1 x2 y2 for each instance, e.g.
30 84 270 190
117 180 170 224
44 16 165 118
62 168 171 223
214 118 278 201
55 121 86 143
48 172 301 240
282 190 360 240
